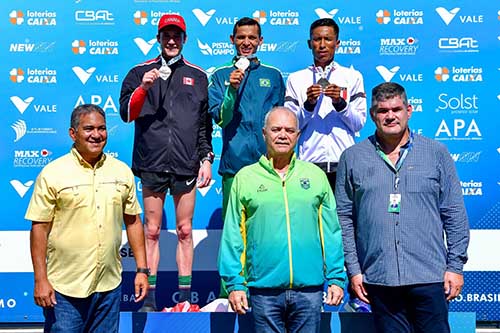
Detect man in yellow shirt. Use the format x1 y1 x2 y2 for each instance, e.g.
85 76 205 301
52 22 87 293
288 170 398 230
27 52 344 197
25 104 148 332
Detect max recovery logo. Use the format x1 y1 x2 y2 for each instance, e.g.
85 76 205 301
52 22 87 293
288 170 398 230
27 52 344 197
10 179 34 198
376 65 400 82
10 96 34 114
134 37 156 55
192 8 216 26
435 7 460 25
72 66 96 84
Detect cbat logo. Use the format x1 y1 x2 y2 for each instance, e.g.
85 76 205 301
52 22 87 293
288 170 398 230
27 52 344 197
376 65 400 82
435 7 460 25
9 68 25 83
252 10 267 25
9 10 24 25
75 10 114 25
376 9 391 24
314 8 339 19
72 66 96 84
438 37 479 53
9 10 57 25
11 120 27 142
192 8 216 26
133 11 148 25
10 179 34 198
10 96 34 114
434 67 450 82
134 37 157 55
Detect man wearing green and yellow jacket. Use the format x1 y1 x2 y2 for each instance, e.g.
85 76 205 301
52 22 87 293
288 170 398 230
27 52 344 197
218 107 345 332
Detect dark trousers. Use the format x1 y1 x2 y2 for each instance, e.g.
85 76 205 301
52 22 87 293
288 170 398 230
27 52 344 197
365 283 450 333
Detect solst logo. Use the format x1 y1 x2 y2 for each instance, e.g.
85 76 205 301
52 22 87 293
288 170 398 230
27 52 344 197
436 93 479 114
252 10 299 25
376 9 424 25
9 67 57 84
380 37 419 56
434 119 482 141
197 39 234 56
9 10 57 26
71 39 119 55
438 37 479 53
75 10 114 25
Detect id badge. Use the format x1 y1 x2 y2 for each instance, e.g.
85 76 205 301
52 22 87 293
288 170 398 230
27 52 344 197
388 193 401 213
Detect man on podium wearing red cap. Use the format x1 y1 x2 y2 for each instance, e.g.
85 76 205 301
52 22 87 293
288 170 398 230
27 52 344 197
120 14 214 312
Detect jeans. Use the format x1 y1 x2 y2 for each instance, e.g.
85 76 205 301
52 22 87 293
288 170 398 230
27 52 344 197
43 285 121 333
249 286 323 333
365 282 450 333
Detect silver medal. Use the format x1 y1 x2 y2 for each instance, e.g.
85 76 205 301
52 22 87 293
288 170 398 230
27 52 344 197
317 78 330 89
159 64 171 80
235 57 250 71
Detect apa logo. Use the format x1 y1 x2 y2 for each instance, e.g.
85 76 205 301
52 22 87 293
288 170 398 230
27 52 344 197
134 37 157 56
314 8 361 25
197 39 234 56
376 65 400 82
9 67 57 84
434 119 482 141
74 95 118 114
192 8 216 26
72 39 119 55
460 180 483 196
10 179 34 198
9 10 57 26
377 9 424 25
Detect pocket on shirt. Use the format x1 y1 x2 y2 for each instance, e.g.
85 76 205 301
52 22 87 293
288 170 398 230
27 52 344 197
406 171 439 193
110 182 128 205
58 186 88 209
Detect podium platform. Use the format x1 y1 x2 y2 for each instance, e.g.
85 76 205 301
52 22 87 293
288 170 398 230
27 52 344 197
119 312 476 333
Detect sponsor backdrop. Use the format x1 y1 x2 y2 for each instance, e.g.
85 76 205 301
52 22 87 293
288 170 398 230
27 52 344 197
1 0 499 322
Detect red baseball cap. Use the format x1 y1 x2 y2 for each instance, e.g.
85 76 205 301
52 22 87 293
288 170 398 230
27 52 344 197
158 14 186 33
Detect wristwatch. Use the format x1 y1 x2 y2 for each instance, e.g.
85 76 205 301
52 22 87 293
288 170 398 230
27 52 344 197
200 152 215 164
136 267 150 276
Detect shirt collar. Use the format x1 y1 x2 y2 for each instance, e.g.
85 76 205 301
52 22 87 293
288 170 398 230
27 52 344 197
71 146 106 169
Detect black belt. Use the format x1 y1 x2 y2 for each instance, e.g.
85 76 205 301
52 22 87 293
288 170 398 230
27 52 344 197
314 162 338 173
